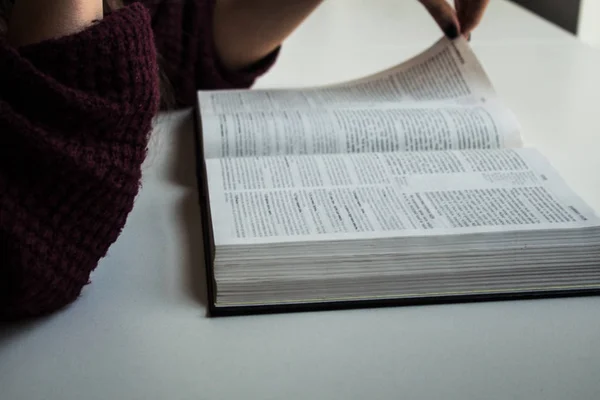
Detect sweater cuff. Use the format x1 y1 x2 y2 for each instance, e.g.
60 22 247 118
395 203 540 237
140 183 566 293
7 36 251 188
215 46 281 87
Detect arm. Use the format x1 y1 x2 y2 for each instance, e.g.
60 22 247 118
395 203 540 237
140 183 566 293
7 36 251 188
0 3 159 320
7 0 103 46
213 0 322 71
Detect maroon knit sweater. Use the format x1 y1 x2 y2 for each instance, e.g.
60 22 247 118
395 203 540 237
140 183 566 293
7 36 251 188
0 1 276 320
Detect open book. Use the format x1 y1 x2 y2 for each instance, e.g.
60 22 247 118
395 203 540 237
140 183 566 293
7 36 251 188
194 37 600 316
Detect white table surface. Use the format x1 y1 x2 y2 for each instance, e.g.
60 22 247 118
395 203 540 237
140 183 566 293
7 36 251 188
2 1 600 399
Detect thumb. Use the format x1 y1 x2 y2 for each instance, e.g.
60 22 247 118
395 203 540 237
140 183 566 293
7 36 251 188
419 0 461 39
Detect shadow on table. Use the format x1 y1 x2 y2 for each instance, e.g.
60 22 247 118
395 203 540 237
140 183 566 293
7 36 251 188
0 323 19 347
162 110 198 188
161 110 210 312
0 316 49 348
178 191 209 312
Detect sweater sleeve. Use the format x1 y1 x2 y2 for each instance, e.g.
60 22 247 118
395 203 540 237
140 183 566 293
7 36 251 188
0 4 160 320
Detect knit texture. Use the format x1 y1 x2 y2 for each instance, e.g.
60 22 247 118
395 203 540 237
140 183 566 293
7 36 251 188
0 1 277 320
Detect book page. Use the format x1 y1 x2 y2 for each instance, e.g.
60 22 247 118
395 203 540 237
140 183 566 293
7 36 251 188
198 37 520 159
198 37 494 115
205 149 600 245
201 101 522 159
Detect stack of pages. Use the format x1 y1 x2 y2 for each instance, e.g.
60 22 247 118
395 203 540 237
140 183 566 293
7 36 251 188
194 37 600 315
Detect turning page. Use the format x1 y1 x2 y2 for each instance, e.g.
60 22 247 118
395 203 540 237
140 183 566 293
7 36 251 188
198 37 494 114
205 148 600 246
198 37 521 159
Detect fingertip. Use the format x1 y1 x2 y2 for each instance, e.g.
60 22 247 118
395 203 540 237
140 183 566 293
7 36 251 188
420 0 461 39
443 24 460 40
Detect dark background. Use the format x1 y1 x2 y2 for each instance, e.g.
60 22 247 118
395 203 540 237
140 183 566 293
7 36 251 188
510 0 581 34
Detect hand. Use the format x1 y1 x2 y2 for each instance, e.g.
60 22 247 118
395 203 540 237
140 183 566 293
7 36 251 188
419 0 490 39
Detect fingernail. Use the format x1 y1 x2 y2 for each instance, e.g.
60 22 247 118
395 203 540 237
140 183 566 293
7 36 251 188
443 24 460 40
